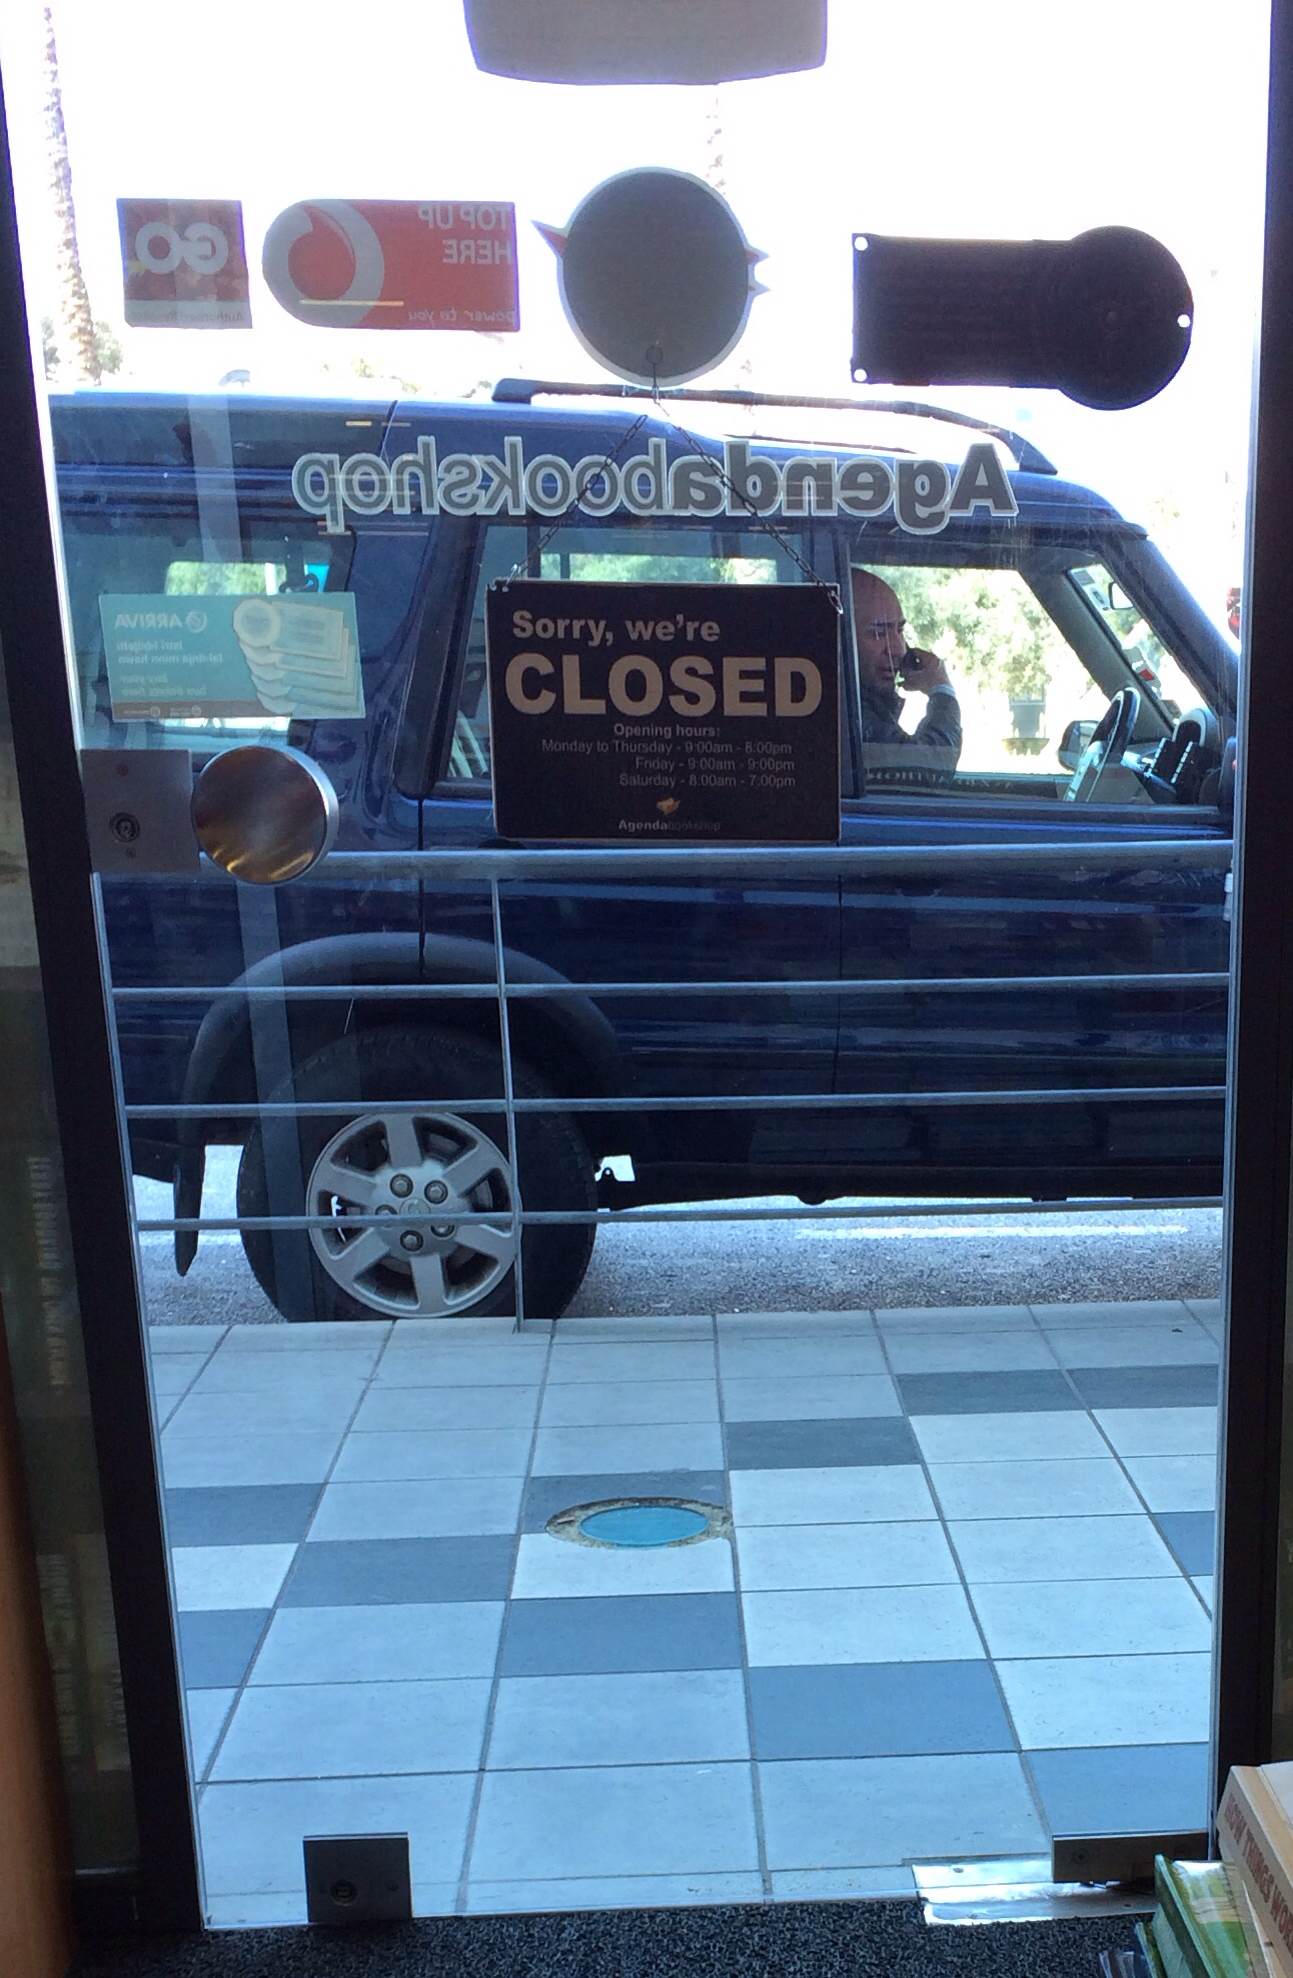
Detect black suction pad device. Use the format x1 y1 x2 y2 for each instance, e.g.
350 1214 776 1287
852 226 1192 410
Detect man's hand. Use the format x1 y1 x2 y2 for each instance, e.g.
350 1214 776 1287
899 647 952 695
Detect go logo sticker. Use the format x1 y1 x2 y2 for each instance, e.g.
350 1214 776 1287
117 199 251 329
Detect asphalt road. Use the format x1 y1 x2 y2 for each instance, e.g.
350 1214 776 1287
135 1150 1222 1327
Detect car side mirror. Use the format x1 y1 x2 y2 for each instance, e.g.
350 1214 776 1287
1058 719 1097 771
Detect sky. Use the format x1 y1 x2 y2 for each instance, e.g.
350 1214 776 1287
0 0 1272 617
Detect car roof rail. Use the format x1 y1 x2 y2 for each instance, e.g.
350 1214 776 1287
490 376 1057 476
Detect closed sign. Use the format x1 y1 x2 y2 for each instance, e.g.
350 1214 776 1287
486 580 840 843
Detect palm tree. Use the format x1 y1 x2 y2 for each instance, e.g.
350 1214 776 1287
43 3 100 385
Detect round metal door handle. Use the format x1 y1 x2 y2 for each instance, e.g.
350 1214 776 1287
190 744 338 885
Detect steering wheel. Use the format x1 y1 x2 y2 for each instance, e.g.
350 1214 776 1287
1063 686 1142 802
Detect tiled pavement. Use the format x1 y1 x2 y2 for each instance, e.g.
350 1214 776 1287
146 1297 1222 1927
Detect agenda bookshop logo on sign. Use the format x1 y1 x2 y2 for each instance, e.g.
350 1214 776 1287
291 435 1018 536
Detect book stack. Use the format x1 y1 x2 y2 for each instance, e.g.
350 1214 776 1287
1143 1857 1257 1977
1217 1766 1293 1976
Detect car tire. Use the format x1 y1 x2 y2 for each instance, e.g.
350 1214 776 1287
236 1025 596 1323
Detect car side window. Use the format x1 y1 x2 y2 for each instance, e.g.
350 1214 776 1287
851 560 1175 802
442 520 798 786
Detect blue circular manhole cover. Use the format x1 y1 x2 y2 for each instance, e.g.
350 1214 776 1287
547 1495 729 1549
579 1504 709 1547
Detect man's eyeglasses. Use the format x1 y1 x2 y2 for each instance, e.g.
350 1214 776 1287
861 618 906 640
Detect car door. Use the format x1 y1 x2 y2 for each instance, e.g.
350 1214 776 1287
415 505 843 1199
833 521 1232 1200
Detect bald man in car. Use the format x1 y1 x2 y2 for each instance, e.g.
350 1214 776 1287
851 566 962 784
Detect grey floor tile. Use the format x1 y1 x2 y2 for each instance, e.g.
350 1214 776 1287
280 1536 515 1606
211 1678 491 1779
353 1386 541 1431
947 1514 1180 1584
1067 1366 1220 1409
730 1465 937 1527
469 1763 759 1880
717 1337 888 1378
896 1371 1081 1416
521 1472 727 1534
1026 1743 1210 1837
1153 1511 1216 1575
465 1872 764 1914
538 1380 720 1427
512 1532 733 1599
160 1433 342 1488
552 1317 714 1341
722 1376 901 1423
380 1318 526 1349
332 1429 535 1482
152 1358 204 1399
487 1668 750 1769
758 1753 1046 1869
165 1485 321 1547
749 1660 1013 1759
995 1652 1211 1748
884 1333 1058 1373
199 1773 475 1894
969 1576 1212 1658
532 1424 724 1476
725 1418 919 1471
499 1593 743 1675
308 1477 522 1540
927 1457 1140 1521
736 1521 958 1593
185 1689 236 1779
742 1584 983 1666
172 1545 296 1612
178 1610 271 1689
248 1602 505 1684
1121 1455 1217 1513
911 1412 1106 1463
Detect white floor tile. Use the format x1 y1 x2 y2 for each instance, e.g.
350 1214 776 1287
1043 1327 1218 1368
372 1345 549 1387
211 1679 491 1779
717 1337 888 1378
731 1465 937 1527
166 1387 362 1436
249 1603 504 1685
531 1423 724 1476
1121 1453 1218 1512
716 1311 875 1337
186 1689 236 1778
1094 1408 1218 1458
538 1380 719 1427
215 1322 392 1351
742 1583 984 1665
172 1544 296 1611
192 1350 377 1393
199 1773 475 1894
331 1429 534 1481
876 1305 1038 1332
547 1343 716 1384
465 1872 764 1913
149 1325 225 1355
1029 1301 1193 1328
511 1532 734 1598
927 1458 1141 1521
969 1576 1212 1657
736 1521 959 1591
759 1753 1046 1868
1192 1575 1214 1613
722 1375 901 1422
160 1432 342 1488
911 1412 1106 1463
307 1478 522 1540
995 1651 1211 1747
947 1514 1181 1584
353 1385 540 1431
487 1669 750 1768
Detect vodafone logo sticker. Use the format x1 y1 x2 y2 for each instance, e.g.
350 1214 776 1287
117 199 251 328
262 199 520 332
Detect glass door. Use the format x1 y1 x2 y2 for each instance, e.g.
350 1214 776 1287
0 0 1273 1930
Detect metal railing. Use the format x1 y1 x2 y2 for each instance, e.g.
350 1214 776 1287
114 837 1231 1316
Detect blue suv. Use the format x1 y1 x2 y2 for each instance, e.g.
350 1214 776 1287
53 382 1237 1322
